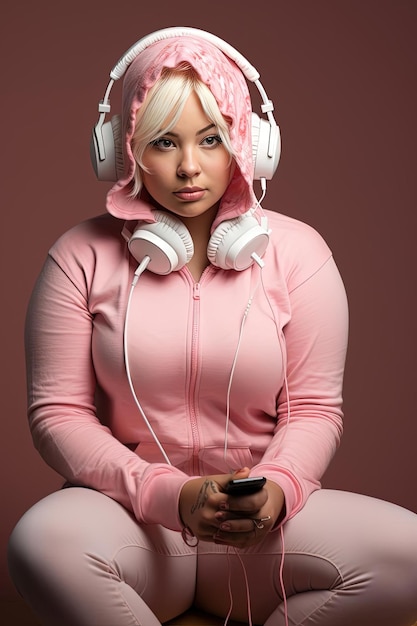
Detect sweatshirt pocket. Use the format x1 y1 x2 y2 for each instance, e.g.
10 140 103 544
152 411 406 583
198 446 254 474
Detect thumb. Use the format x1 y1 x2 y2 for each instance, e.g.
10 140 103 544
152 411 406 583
231 467 251 480
217 468 251 492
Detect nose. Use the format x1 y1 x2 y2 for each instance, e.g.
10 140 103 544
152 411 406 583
177 146 201 178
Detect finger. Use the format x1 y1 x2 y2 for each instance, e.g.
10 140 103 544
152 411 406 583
222 491 268 515
214 517 273 548
218 518 258 534
215 509 248 522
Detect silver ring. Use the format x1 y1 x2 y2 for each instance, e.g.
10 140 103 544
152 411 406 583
251 515 271 530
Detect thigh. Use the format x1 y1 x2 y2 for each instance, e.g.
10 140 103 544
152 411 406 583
278 489 417 625
195 490 417 626
8 487 197 625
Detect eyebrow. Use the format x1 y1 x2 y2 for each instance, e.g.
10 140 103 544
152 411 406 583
164 123 216 138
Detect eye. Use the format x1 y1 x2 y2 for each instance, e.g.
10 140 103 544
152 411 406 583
150 138 175 150
201 135 223 148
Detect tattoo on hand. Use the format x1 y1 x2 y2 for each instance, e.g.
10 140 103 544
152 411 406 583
191 480 218 514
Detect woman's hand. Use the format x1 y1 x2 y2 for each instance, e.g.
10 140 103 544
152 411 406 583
179 467 285 548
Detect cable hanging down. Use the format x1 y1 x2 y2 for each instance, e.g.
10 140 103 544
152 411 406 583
123 255 173 466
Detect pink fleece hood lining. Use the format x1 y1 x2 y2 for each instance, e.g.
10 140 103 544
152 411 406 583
105 36 257 230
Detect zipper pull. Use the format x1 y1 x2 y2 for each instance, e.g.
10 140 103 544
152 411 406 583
193 283 201 300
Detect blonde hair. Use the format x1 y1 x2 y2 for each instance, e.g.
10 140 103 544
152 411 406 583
129 64 235 197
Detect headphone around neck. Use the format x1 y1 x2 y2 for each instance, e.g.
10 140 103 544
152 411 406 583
90 26 281 183
122 208 271 274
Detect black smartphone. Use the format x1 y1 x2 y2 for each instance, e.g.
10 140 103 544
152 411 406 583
225 476 266 495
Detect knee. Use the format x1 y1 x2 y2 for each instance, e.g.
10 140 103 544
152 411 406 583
372 507 417 583
7 503 52 592
7 490 89 592
348 505 417 616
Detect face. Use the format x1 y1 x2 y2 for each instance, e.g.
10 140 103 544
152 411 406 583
139 91 234 221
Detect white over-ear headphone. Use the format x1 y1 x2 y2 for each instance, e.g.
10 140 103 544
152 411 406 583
90 26 281 183
124 208 270 274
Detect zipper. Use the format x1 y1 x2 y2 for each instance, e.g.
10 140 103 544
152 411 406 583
193 282 201 300
189 280 201 474
184 266 216 474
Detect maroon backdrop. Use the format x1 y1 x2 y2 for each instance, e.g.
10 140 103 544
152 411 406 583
1 0 416 599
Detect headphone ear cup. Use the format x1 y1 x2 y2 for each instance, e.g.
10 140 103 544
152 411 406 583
128 210 194 275
251 113 281 180
90 114 123 182
207 212 269 271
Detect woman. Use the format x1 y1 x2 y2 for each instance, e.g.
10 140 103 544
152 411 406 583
8 27 417 626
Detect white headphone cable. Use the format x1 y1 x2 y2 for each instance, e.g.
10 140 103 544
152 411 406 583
123 256 172 466
222 178 268 466
259 270 290 626
252 176 268 227
223 259 263 465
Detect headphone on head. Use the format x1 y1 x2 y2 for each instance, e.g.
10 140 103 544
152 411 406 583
91 26 281 183
91 27 280 273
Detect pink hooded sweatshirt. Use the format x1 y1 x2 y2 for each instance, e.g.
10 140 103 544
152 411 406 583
25 35 349 532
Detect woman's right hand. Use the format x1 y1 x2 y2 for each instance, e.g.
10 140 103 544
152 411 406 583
179 467 274 546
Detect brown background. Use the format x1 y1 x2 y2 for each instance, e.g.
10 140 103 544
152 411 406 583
1 0 416 605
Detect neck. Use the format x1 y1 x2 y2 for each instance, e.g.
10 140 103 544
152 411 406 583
179 205 218 281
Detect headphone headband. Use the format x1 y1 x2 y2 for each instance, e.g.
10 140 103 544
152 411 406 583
110 27 261 82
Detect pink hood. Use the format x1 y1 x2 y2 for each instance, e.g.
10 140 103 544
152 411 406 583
106 35 257 229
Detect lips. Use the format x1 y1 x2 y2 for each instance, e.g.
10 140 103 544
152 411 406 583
174 187 206 201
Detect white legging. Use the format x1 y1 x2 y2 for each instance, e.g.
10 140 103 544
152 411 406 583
7 487 417 626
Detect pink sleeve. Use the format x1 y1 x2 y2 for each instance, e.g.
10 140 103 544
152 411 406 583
252 256 349 523
25 256 190 531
